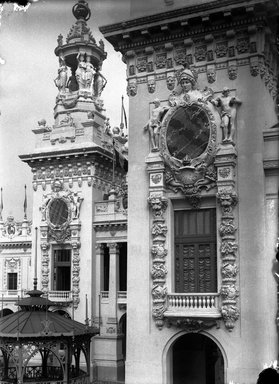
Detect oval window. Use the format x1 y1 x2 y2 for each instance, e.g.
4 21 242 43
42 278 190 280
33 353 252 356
166 105 210 161
48 198 69 227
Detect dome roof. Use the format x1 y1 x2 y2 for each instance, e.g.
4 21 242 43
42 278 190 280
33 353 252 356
0 288 98 339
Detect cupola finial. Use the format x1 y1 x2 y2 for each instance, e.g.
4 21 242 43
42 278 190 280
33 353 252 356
72 0 91 21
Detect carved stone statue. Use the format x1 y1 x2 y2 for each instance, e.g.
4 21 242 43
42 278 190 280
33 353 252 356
59 112 74 127
75 53 87 90
70 193 83 219
144 98 168 151
93 65 107 97
177 67 202 102
211 87 242 144
54 57 68 93
85 55 95 90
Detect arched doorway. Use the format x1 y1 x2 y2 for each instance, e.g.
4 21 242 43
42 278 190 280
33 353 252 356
172 333 224 384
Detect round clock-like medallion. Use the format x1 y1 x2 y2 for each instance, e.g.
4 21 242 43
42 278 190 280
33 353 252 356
48 198 69 227
166 105 210 161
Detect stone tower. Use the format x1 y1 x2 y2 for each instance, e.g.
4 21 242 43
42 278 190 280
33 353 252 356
19 0 124 326
20 2 128 381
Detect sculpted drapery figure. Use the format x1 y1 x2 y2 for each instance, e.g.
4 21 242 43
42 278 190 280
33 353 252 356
54 57 68 93
85 55 95 89
144 98 168 151
93 65 107 97
211 87 242 144
75 53 87 90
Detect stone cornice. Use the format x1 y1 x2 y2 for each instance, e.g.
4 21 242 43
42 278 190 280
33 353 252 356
19 145 112 165
93 221 127 231
263 128 279 141
0 241 32 249
100 0 277 52
100 0 269 34
263 159 279 170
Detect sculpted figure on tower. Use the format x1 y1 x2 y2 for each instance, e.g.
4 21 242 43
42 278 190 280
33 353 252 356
54 57 68 93
93 64 107 97
75 53 87 90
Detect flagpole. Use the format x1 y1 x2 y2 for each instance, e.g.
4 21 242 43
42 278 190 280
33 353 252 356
112 139 115 187
120 95 124 131
23 185 27 220
0 187 3 221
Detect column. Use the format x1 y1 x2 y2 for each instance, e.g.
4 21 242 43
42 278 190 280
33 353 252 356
93 243 104 328
108 242 119 322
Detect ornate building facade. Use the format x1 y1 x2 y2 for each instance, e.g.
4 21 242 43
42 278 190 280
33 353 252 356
1 1 278 384
100 0 279 383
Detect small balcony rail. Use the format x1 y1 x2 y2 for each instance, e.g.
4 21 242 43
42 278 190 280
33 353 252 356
117 291 127 304
165 293 221 318
47 290 72 302
100 291 109 300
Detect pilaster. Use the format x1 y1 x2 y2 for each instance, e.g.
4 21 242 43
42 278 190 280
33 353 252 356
215 143 239 331
146 151 168 329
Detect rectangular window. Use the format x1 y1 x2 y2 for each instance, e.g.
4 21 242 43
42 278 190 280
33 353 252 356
8 273 17 290
103 246 110 291
53 249 71 291
174 209 217 293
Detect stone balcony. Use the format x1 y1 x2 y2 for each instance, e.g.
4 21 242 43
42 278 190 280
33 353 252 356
94 199 127 222
164 292 221 319
47 290 73 304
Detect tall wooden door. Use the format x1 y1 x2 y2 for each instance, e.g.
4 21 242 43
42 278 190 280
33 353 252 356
174 209 217 293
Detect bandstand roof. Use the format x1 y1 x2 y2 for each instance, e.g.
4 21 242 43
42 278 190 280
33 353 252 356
0 288 98 339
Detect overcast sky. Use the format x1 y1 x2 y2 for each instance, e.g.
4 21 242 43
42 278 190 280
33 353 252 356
0 0 129 221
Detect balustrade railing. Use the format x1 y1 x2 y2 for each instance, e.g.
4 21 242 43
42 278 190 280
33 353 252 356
100 291 109 300
166 293 221 317
47 291 72 301
117 291 127 300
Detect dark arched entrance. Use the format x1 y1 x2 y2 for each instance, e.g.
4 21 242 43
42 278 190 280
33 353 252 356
172 333 224 384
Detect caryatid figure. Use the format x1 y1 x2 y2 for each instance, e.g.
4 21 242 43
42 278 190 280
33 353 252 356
54 57 68 93
211 87 242 144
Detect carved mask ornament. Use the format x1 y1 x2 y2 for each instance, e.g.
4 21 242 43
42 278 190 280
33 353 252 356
127 82 137 97
147 80 156 94
166 76 175 90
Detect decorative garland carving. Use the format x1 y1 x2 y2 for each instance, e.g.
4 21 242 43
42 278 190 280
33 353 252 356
148 192 168 329
217 186 239 331
41 241 50 293
166 318 220 332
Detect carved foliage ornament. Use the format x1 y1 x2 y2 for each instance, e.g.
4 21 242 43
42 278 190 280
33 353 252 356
148 193 168 329
217 183 239 331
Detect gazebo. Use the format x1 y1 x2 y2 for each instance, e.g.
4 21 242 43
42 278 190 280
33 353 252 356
0 286 98 384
